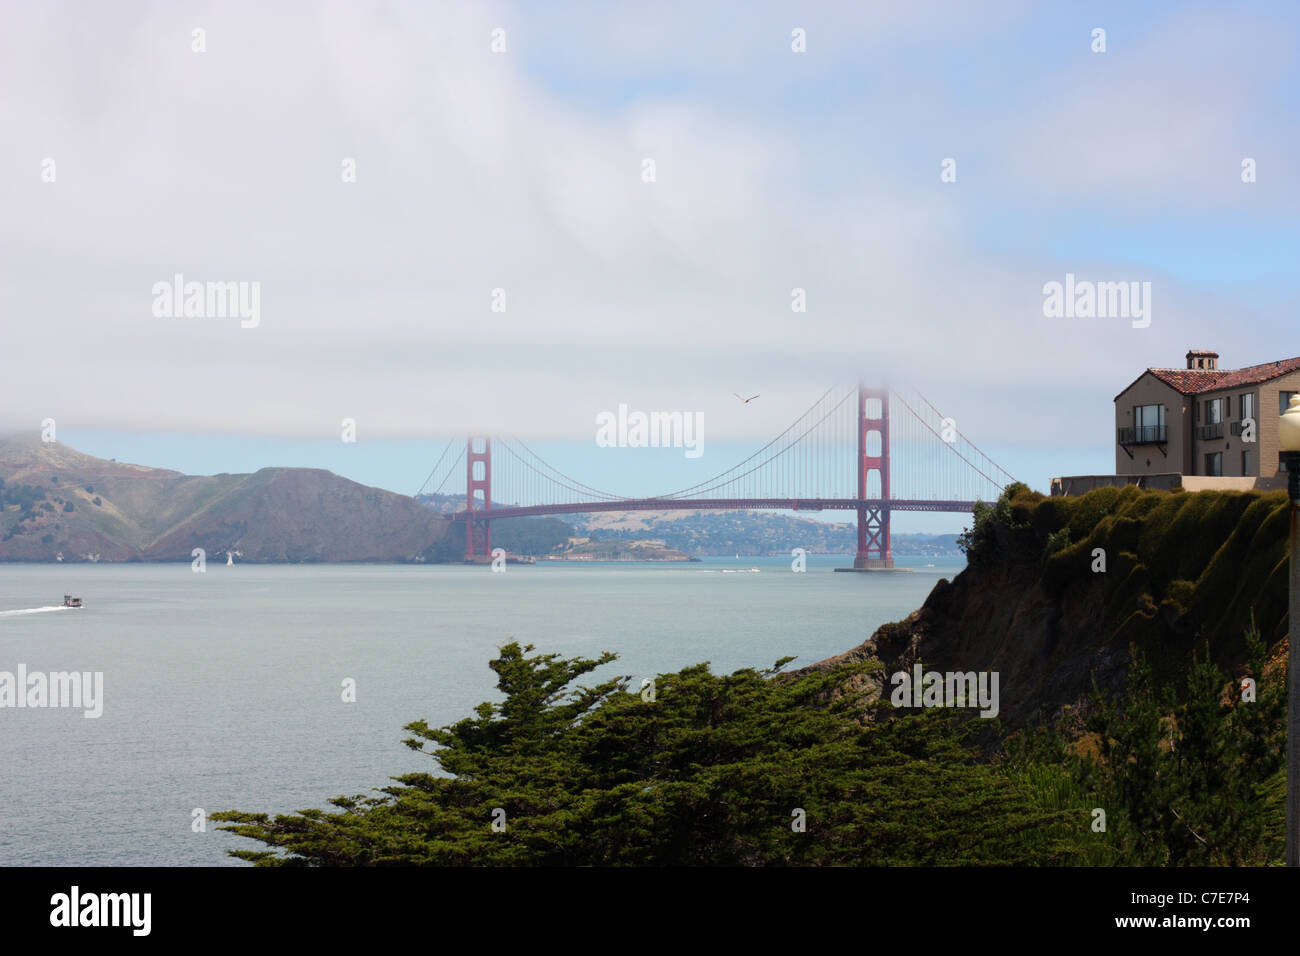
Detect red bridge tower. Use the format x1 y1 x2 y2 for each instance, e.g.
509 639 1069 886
465 436 492 561
854 385 893 569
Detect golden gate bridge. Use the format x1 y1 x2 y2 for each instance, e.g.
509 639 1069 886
418 384 1016 568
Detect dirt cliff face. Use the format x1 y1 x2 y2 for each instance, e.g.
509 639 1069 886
809 565 1130 729
802 484 1291 729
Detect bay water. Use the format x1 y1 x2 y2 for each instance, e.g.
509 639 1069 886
0 555 963 865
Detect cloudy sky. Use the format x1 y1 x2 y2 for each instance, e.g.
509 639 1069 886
2 1 1296 529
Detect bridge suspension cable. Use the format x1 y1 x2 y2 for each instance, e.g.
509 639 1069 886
495 436 629 504
429 383 1014 512
889 388 1009 503
415 437 462 498
915 391 1018 486
656 385 849 500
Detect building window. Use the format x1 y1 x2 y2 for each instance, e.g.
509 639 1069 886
1205 452 1223 476
1230 391 1259 438
1283 391 1298 415
1132 404 1165 442
1196 397 1226 440
1242 449 1253 474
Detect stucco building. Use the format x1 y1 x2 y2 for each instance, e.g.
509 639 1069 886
1052 349 1300 496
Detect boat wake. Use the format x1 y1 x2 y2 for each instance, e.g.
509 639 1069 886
0 605 73 618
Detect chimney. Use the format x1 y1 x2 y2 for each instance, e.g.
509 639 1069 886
1186 349 1219 371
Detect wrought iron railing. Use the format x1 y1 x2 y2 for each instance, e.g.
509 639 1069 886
1118 425 1167 445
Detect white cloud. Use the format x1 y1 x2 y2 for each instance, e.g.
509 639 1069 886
0 0 1292 455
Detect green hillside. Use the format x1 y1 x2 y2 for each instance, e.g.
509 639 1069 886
0 435 455 563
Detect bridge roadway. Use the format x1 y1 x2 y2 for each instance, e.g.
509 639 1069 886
445 498 981 521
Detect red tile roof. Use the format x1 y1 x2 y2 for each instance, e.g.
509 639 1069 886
1137 355 1300 396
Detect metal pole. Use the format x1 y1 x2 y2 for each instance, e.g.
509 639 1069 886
1287 454 1300 866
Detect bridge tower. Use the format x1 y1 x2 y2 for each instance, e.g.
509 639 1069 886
465 436 492 561
854 385 893 569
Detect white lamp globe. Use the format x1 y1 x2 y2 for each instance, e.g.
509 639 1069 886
1283 394 1300 454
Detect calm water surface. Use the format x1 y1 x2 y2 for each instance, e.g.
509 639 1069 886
0 555 964 865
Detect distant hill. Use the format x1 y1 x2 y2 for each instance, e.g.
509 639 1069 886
574 511 962 556
414 493 963 557
0 435 457 563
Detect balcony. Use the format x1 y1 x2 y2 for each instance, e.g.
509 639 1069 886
1118 425 1167 445
1196 422 1224 441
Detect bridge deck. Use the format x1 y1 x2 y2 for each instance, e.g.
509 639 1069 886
444 498 981 520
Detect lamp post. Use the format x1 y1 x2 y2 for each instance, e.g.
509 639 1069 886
1282 394 1300 866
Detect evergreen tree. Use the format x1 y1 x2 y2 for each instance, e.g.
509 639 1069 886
214 643 1075 866
1061 625 1284 864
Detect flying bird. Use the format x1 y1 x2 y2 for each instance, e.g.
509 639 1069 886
735 393 760 404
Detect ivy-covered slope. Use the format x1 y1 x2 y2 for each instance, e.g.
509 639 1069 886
806 483 1291 727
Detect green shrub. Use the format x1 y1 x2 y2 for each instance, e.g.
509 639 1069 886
1042 526 1070 563
1009 618 1284 865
